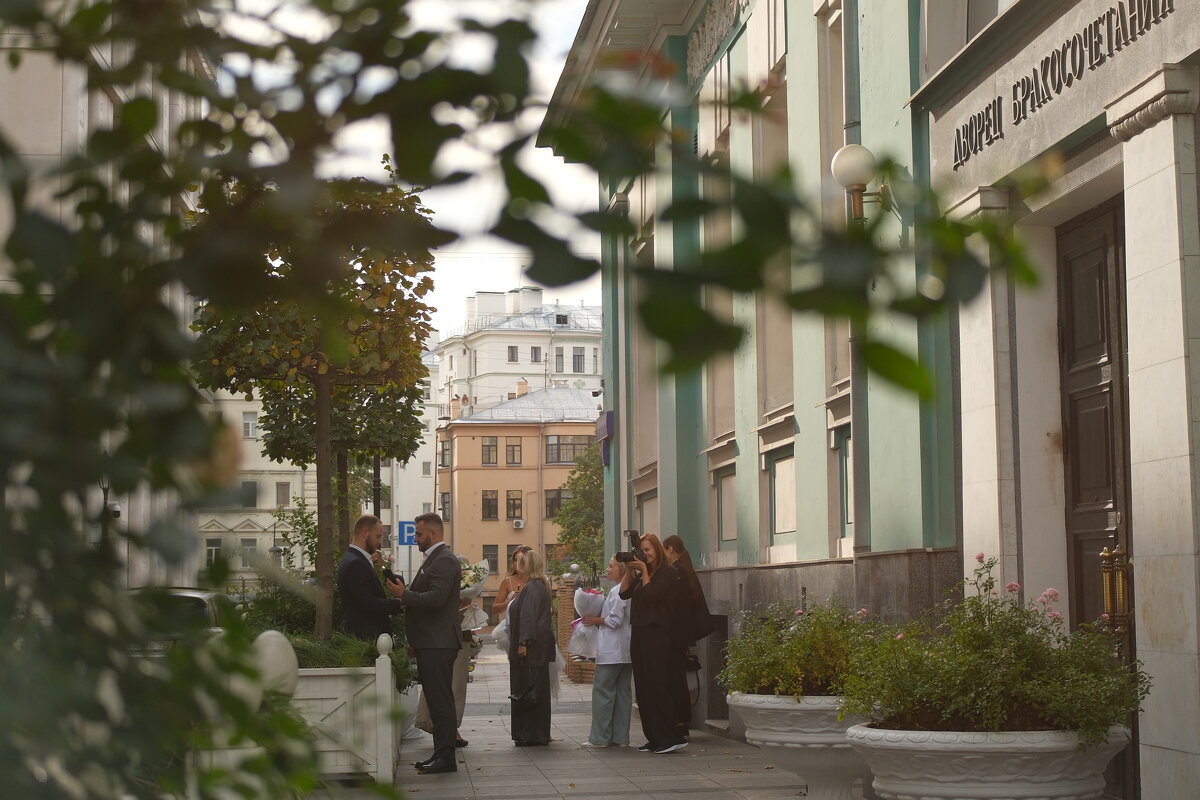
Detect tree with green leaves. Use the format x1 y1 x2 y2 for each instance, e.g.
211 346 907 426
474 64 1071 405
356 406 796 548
553 444 605 572
260 378 416 551
193 171 438 641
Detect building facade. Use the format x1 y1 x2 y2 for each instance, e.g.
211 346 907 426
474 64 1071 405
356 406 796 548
0 27 208 588
433 287 603 416
435 388 600 615
545 0 1200 795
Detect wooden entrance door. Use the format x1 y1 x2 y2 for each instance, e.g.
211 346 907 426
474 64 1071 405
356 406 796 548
1056 196 1135 798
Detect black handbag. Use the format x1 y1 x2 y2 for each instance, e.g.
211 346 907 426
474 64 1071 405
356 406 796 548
509 660 539 713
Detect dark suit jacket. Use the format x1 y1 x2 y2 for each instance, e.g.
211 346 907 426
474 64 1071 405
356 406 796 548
508 578 555 665
337 548 404 640
402 543 462 651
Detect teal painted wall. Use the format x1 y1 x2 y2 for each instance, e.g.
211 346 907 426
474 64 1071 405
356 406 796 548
727 29 763 566
653 36 708 553
786 5 834 560
856 2 926 553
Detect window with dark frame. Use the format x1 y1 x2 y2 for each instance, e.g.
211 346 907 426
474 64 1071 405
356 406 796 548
572 347 584 373
555 313 568 325
440 492 452 522
506 490 522 519
555 347 564 372
437 439 451 468
240 480 258 508
507 345 518 363
545 488 572 518
275 481 290 508
531 346 542 363
482 545 499 573
206 538 222 567
422 461 432 476
506 436 522 465
482 436 498 465
482 490 498 520
545 435 594 464
593 347 599 373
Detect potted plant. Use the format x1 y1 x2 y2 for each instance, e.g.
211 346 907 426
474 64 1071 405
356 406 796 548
840 554 1151 800
719 602 881 800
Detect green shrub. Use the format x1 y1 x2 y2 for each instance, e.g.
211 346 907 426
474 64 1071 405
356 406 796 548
718 602 883 697
840 555 1151 746
290 632 417 694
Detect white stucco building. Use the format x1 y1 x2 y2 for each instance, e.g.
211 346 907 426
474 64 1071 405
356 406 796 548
433 287 603 417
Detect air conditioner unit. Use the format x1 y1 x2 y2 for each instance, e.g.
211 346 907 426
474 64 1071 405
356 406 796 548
512 519 525 529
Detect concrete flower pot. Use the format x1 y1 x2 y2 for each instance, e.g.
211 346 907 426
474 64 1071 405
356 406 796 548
845 724 1130 799
727 692 871 800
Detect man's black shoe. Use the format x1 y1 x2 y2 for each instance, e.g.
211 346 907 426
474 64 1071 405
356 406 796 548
416 757 457 774
455 738 469 748
413 756 435 770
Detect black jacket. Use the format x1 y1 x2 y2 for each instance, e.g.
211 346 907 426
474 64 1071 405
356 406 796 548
401 543 462 651
620 562 679 629
337 548 404 641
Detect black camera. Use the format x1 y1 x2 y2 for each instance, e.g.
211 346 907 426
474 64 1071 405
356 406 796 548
616 530 646 564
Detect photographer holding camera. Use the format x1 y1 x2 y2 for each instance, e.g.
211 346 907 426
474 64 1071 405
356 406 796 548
617 532 686 754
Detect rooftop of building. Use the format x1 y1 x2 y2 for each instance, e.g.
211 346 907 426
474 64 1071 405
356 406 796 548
434 287 602 341
453 387 600 424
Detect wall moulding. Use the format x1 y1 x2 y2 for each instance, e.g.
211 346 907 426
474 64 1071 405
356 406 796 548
687 0 748 86
1105 64 1200 142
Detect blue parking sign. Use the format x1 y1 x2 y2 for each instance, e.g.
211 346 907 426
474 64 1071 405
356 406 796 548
398 521 416 546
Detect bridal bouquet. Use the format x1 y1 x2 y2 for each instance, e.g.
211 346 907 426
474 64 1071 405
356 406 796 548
458 556 490 630
567 587 605 660
458 556 489 599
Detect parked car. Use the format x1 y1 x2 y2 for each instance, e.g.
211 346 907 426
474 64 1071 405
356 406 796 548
129 587 234 653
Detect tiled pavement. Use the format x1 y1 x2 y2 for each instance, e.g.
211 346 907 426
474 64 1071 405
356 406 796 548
310 641 810 800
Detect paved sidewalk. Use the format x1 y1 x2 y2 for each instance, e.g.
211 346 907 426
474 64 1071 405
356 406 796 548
310 643 808 800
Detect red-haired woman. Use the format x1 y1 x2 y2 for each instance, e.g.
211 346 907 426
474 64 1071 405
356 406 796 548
619 533 686 753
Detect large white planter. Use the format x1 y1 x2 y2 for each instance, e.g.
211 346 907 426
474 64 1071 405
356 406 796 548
727 693 871 800
845 724 1130 800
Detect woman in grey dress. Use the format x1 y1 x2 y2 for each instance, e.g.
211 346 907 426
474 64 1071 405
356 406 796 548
507 548 555 746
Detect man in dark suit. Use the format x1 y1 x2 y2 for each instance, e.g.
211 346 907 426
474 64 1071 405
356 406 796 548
336 514 404 641
390 512 461 775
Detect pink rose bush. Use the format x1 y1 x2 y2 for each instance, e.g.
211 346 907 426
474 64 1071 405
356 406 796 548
841 554 1151 747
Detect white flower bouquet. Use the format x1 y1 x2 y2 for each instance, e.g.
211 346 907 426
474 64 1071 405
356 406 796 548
567 587 605 660
458 556 489 599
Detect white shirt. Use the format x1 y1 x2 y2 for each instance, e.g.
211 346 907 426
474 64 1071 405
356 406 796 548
595 584 632 665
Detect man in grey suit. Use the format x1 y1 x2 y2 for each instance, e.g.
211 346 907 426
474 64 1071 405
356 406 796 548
390 512 461 774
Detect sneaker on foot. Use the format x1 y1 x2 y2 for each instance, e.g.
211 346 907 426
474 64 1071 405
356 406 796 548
637 743 654 752
654 742 688 754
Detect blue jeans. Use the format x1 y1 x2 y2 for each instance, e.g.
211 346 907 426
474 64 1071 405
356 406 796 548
588 662 633 746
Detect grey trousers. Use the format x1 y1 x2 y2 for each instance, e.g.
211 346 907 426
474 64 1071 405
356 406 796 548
588 662 633 746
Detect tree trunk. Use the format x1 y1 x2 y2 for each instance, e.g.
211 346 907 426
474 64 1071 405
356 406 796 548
314 372 334 641
337 450 351 551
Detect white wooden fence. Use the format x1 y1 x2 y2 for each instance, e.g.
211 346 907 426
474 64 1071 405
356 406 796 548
292 633 402 784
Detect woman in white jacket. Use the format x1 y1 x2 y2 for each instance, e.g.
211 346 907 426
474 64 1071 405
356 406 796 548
580 556 633 748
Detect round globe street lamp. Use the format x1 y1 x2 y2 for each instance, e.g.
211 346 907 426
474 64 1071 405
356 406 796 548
830 143 890 222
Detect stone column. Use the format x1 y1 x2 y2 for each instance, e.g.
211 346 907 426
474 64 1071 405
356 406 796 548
1104 63 1200 796
947 187 1024 589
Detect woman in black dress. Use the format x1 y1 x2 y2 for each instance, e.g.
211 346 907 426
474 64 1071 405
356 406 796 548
619 533 686 753
507 548 555 746
662 534 712 742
